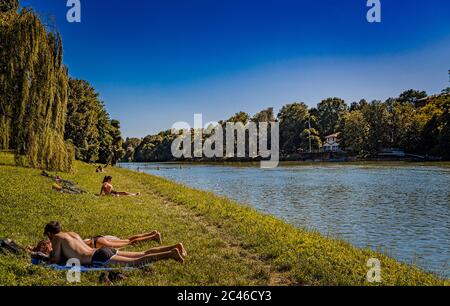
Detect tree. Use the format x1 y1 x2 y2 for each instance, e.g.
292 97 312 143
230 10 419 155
109 120 125 165
277 102 309 154
397 89 427 106
436 99 450 159
362 101 391 153
316 97 348 137
65 78 124 164
133 131 177 162
252 107 275 123
226 111 250 124
96 111 124 165
349 99 368 112
65 79 103 162
340 111 370 154
0 7 73 171
123 138 142 162
299 128 322 152
0 0 19 13
389 100 417 150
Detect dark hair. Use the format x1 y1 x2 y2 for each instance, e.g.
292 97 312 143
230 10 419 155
103 176 112 183
44 221 61 236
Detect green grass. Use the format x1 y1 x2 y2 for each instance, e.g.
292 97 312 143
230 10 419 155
0 152 447 286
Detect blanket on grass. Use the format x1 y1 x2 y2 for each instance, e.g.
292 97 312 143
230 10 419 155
31 258 137 271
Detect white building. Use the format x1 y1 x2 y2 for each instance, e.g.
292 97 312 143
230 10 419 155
323 133 340 152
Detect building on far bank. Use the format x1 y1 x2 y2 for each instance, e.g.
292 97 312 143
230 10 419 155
323 133 341 152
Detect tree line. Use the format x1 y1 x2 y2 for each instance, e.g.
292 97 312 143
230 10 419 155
1 1 448 170
0 1 124 171
123 88 450 162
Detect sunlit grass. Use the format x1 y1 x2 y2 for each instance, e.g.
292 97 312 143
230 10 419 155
0 153 447 285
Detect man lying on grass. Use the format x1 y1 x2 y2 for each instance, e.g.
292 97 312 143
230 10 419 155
34 222 186 267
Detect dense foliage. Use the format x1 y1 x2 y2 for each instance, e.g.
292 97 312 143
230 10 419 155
0 3 124 170
65 79 124 165
0 6 73 171
126 90 450 162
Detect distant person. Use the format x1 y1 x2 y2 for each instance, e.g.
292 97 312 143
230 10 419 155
100 176 140 197
35 221 186 266
96 166 106 173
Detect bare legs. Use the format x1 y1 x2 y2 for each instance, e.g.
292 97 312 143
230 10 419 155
129 231 162 245
93 231 162 249
143 243 187 257
114 191 140 197
110 248 185 266
116 243 186 258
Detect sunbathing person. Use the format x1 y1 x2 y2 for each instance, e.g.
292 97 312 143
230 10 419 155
39 221 186 266
30 231 163 251
100 176 140 197
83 231 162 249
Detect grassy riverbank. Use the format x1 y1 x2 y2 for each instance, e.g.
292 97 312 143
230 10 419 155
0 153 447 285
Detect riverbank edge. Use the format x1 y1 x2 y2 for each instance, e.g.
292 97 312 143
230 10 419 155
121 164 447 285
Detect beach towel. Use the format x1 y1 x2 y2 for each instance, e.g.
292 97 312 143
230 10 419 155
31 258 137 272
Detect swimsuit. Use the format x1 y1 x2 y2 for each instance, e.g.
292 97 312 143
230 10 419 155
91 247 117 267
91 236 103 248
91 235 120 248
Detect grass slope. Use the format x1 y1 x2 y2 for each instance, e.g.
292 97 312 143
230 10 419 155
0 153 446 285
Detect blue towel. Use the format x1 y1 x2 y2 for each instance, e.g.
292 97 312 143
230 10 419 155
31 258 136 272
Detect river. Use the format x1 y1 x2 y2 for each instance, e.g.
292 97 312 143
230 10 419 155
121 162 450 277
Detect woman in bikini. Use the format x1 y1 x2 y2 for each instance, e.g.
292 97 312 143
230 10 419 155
83 231 162 249
100 176 140 197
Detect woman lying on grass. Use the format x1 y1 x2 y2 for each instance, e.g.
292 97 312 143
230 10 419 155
31 222 186 266
100 176 140 197
83 231 162 249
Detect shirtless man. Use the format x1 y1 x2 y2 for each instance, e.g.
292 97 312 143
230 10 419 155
43 221 185 266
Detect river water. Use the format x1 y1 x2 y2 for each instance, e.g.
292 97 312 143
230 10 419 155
121 162 450 277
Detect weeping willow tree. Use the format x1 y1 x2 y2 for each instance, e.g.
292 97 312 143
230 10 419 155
0 3 73 171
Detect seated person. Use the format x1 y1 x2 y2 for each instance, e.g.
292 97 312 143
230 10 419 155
36 221 186 267
100 176 140 197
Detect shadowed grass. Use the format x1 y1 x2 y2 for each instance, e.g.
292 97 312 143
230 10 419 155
0 153 447 285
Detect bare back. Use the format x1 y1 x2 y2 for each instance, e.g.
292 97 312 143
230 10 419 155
51 232 94 265
101 182 114 195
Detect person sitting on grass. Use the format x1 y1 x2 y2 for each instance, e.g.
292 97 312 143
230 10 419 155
35 221 186 266
100 176 140 197
83 230 162 249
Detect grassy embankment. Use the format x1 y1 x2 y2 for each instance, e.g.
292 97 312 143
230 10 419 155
0 152 447 286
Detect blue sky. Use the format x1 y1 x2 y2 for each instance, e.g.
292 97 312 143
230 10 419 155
22 0 450 137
